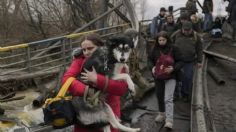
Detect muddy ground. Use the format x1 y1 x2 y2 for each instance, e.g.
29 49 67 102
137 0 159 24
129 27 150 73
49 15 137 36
207 40 236 131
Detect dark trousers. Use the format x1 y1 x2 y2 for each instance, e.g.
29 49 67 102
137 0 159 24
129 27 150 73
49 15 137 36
155 80 165 112
181 62 194 97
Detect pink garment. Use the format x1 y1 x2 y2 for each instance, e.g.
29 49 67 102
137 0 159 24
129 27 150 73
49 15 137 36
62 56 129 132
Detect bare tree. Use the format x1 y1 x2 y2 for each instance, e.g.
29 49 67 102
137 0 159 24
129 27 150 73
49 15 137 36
0 0 23 43
64 0 96 29
139 0 147 20
0 0 138 46
97 0 108 29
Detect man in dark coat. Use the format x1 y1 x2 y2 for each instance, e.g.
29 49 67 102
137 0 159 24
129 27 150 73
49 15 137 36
162 14 178 37
171 21 203 101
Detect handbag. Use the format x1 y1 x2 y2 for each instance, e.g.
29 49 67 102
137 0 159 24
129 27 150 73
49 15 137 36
43 77 76 129
154 49 174 80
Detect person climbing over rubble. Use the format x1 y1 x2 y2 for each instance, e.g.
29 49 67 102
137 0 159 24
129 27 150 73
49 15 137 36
149 31 183 129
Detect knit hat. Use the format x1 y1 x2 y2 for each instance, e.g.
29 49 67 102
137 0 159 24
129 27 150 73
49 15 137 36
182 21 193 30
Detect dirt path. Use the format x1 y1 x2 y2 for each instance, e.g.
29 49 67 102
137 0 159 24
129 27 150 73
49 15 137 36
207 41 236 131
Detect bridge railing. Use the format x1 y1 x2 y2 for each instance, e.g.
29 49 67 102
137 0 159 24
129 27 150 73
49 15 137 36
0 23 129 79
0 5 183 80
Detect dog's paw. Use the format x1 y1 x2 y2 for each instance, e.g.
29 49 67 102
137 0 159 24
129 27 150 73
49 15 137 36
128 83 136 96
131 128 141 132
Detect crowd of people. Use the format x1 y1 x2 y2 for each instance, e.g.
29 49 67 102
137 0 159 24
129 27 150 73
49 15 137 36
146 0 236 130
58 0 236 131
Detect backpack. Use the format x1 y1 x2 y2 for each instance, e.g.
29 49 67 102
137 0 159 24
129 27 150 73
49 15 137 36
154 49 174 80
211 28 222 38
171 30 198 43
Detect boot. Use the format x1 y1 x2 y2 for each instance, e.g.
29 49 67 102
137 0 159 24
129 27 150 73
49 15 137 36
164 122 173 129
155 112 165 122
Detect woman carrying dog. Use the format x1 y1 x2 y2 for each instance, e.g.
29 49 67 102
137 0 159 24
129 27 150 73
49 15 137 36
149 31 183 129
62 33 129 132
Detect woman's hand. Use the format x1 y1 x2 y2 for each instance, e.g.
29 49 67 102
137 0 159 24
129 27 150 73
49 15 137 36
164 66 174 74
81 67 97 84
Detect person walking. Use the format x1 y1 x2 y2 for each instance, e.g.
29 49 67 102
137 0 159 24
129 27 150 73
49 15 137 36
171 21 203 102
202 0 213 32
62 33 130 132
176 13 189 30
149 31 183 129
190 14 202 32
162 14 178 37
150 7 167 38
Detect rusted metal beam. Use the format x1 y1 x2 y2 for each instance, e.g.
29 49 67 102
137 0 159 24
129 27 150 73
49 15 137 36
208 67 225 85
191 55 207 132
204 50 236 63
0 68 59 82
191 42 212 132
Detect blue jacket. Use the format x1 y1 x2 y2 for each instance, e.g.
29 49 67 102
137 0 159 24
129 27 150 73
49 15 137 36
150 15 166 38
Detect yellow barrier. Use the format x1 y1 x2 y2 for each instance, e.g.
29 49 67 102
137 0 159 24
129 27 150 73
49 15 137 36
65 30 95 39
0 43 28 52
0 23 129 52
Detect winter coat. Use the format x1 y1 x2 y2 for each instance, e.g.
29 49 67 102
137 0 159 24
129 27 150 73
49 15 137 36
62 55 128 132
171 30 203 63
150 15 166 38
162 22 178 37
148 44 184 79
202 0 213 13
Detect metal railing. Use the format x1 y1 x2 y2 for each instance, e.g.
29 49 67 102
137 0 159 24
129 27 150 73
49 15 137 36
0 0 141 82
0 23 129 79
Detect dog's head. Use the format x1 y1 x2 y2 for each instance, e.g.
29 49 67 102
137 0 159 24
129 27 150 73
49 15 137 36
107 35 134 63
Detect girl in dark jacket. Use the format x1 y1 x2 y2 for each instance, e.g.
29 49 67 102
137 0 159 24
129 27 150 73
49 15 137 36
149 31 183 129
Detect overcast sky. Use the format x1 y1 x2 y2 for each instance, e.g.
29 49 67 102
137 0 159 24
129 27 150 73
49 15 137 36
137 0 229 20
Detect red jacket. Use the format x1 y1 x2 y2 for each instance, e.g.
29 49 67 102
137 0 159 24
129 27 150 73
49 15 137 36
62 56 129 132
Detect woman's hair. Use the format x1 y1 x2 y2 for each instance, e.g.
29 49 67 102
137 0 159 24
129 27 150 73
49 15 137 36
155 31 171 46
80 33 104 46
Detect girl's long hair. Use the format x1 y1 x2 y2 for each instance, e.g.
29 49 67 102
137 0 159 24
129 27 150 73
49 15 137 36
155 31 171 47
